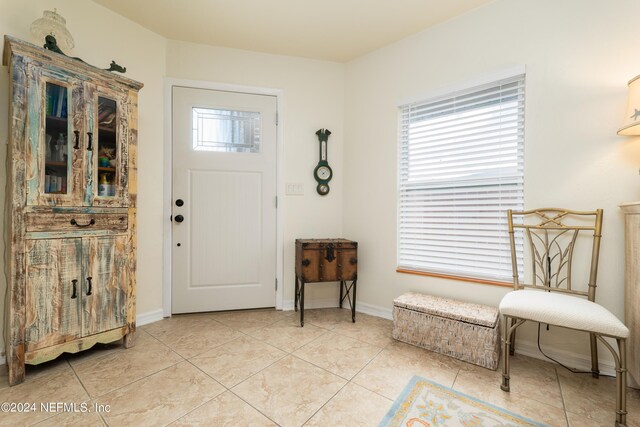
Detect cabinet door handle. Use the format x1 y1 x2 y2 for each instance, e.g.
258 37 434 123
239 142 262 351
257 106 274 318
73 130 80 149
70 218 95 227
86 277 93 296
71 279 77 299
87 132 93 151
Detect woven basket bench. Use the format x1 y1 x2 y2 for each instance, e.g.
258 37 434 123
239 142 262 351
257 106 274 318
392 292 501 370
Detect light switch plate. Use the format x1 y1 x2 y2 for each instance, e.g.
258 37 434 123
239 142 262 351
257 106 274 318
286 183 304 195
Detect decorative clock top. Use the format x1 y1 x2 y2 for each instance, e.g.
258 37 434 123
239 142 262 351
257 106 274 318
314 128 332 196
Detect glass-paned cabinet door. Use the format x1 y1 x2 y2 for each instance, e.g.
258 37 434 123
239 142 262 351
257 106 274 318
27 74 84 206
85 84 128 207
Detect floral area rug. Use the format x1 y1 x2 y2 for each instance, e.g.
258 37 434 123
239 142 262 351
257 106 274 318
379 376 548 427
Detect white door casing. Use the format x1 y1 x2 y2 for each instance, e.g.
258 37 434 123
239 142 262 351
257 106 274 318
171 86 277 313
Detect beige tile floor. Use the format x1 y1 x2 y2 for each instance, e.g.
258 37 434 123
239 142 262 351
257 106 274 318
0 308 639 426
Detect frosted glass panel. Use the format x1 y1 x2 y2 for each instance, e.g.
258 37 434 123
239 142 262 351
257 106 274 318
192 107 260 153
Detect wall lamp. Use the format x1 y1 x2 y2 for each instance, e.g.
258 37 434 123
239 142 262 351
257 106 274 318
619 75 640 136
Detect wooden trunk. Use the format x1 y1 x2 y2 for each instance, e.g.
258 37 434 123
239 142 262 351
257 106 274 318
3 36 143 385
295 238 358 283
294 239 358 326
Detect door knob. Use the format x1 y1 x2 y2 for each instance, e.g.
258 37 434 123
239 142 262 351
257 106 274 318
175 199 184 207
174 215 184 223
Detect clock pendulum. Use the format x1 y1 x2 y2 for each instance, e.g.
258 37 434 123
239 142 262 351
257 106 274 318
314 128 333 195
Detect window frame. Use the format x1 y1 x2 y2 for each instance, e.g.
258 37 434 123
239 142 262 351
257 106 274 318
396 70 526 285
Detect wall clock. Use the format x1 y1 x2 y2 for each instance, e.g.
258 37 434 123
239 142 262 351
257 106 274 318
314 128 332 195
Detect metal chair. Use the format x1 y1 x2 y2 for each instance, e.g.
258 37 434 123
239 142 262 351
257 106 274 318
499 208 629 426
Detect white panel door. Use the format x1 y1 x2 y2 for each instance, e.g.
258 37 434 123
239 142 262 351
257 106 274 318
171 86 277 313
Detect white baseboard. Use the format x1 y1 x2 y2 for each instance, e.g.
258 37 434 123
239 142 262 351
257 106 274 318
281 298 340 311
356 301 393 320
282 299 394 320
136 309 165 326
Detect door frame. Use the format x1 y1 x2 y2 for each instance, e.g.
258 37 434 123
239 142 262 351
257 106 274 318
163 78 285 316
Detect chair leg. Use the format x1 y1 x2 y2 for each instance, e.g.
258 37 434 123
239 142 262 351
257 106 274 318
597 335 628 426
509 317 517 356
590 333 600 378
616 338 627 427
501 314 511 392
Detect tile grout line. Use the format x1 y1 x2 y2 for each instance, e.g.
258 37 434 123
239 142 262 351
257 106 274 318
217 315 393 425
555 366 571 427
226 387 283 427
137 315 283 426
211 313 353 426
194 315 290 425
22 360 86 427
155 358 225 427
145 311 321 426
165 359 227 426
449 366 462 390
300 378 350 426
65 358 111 426
144 319 247 360
82 329 187 400
300 334 396 425
341 341 394 402
180 323 290 426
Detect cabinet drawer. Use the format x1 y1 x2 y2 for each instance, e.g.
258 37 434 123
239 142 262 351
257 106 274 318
25 213 128 232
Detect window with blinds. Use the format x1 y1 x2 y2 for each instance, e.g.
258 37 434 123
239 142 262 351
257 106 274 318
398 74 525 283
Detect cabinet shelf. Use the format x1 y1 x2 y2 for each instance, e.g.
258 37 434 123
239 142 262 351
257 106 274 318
98 166 116 173
46 116 68 136
45 161 67 167
46 115 67 122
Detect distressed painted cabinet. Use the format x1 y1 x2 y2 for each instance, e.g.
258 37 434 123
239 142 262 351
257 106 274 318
3 36 142 385
620 201 640 385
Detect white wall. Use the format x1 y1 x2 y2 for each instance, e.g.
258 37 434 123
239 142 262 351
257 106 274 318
344 0 640 366
166 41 345 306
0 0 167 358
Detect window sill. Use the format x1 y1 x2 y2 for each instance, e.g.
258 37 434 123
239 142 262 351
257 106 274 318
396 268 513 288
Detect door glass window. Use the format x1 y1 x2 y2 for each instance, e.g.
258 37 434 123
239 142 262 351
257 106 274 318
44 82 70 194
97 97 117 197
192 107 260 153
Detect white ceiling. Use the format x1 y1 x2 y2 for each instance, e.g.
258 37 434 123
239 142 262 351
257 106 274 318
93 0 493 62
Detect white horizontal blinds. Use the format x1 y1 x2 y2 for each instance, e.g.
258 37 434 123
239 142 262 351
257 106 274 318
398 74 525 282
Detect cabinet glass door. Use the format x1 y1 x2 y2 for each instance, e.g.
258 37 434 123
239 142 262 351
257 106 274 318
96 96 118 198
86 86 128 206
27 76 84 206
44 82 70 196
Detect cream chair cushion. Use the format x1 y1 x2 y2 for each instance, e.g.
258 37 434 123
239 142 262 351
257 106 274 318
499 289 629 339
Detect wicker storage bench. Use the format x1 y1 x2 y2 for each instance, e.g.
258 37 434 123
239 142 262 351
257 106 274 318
392 292 500 369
